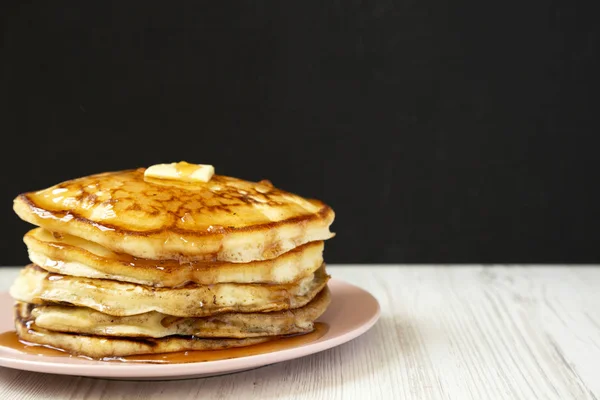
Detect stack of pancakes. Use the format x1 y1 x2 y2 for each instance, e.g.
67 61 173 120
9 164 335 359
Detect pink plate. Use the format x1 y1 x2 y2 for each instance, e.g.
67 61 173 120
0 279 380 380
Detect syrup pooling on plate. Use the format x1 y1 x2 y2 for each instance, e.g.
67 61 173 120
0 323 329 364
0 330 72 358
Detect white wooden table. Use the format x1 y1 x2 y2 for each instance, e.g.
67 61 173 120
0 265 599 400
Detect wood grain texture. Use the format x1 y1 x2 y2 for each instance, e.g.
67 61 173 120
0 265 599 400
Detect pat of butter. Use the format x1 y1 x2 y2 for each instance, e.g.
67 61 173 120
144 162 215 183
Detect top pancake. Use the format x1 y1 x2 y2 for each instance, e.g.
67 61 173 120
13 168 335 262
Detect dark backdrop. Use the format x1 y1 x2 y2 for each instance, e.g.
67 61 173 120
1 1 599 265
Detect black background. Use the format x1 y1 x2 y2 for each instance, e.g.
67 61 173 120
1 1 599 265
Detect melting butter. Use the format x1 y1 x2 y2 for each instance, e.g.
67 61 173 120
144 162 215 183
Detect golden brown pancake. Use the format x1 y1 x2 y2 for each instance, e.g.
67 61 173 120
19 287 330 339
10 264 330 317
25 228 324 286
13 169 335 262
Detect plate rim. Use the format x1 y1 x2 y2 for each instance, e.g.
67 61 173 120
0 278 380 379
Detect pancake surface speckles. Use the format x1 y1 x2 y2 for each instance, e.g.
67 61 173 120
13 168 335 262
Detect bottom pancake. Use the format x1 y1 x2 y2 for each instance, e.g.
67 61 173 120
19 287 331 339
14 318 275 359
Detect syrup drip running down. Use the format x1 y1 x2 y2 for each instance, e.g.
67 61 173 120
0 323 329 364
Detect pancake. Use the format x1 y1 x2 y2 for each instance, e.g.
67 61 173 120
20 287 330 339
14 316 274 359
10 264 330 317
25 228 324 287
13 168 335 263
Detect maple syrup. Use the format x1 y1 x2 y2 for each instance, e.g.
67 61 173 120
0 323 329 364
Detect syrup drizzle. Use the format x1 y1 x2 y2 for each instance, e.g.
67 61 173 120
0 323 329 364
